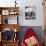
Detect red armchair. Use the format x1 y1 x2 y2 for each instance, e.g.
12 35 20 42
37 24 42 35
21 28 41 46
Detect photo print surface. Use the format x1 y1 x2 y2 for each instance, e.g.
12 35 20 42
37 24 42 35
25 6 36 19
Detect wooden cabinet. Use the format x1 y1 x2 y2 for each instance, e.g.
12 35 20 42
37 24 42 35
0 7 20 46
0 7 19 24
0 41 19 46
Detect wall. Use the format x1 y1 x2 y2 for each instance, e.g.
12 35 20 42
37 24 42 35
18 0 44 26
0 0 44 26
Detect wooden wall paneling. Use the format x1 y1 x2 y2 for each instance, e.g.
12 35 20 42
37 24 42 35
43 0 46 26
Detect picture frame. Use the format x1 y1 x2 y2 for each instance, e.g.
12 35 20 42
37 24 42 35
25 6 36 19
2 10 9 15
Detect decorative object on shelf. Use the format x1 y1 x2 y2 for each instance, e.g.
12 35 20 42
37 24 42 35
13 32 18 41
1 28 19 41
14 28 17 32
2 16 8 24
15 0 17 7
1 28 13 41
5 18 8 24
2 10 9 15
25 6 36 20
9 10 18 15
13 28 18 41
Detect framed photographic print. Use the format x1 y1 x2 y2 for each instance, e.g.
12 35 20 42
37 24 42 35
2 10 9 15
25 6 36 19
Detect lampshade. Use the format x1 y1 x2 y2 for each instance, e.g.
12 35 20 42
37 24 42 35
13 28 17 32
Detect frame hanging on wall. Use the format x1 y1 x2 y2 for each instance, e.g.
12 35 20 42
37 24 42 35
25 6 36 20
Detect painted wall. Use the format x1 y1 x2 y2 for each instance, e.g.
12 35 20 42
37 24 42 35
18 0 44 26
0 0 44 26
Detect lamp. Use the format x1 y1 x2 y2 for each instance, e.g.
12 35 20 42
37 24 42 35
14 28 17 32
13 28 18 41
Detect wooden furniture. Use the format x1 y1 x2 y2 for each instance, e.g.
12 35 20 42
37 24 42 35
0 7 19 24
43 0 46 46
43 0 46 26
0 7 19 46
44 27 46 46
2 40 19 46
0 41 2 46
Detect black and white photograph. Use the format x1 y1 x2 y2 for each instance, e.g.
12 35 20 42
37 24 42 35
25 6 36 19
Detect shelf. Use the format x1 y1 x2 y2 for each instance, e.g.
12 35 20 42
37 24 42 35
0 7 19 46
0 24 20 32
1 40 19 46
0 7 19 24
2 40 19 43
0 7 19 10
0 7 19 16
1 14 19 16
